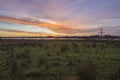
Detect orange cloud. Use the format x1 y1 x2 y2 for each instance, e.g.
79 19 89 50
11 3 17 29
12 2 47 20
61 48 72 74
0 30 46 37
0 16 80 34
0 29 60 37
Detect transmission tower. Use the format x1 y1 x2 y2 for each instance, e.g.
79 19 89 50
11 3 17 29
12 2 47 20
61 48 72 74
100 27 103 36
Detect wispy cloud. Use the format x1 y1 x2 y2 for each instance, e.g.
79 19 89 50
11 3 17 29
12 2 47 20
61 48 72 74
0 15 81 34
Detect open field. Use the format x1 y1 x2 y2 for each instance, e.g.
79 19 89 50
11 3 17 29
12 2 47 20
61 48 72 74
0 39 120 80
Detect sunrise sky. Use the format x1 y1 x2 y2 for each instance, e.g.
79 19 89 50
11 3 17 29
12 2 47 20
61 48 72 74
0 0 120 36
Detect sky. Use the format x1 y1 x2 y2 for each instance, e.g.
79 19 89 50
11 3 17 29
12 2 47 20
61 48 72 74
0 0 120 36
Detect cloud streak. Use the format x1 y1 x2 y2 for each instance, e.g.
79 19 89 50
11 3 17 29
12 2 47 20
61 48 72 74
0 15 81 34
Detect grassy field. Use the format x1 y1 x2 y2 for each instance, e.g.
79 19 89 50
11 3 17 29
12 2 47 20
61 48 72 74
0 40 120 80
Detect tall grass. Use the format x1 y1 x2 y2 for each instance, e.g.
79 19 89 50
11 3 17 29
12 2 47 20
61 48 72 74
0 41 120 80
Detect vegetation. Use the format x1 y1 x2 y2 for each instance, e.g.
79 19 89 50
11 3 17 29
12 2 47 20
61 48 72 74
0 40 120 80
